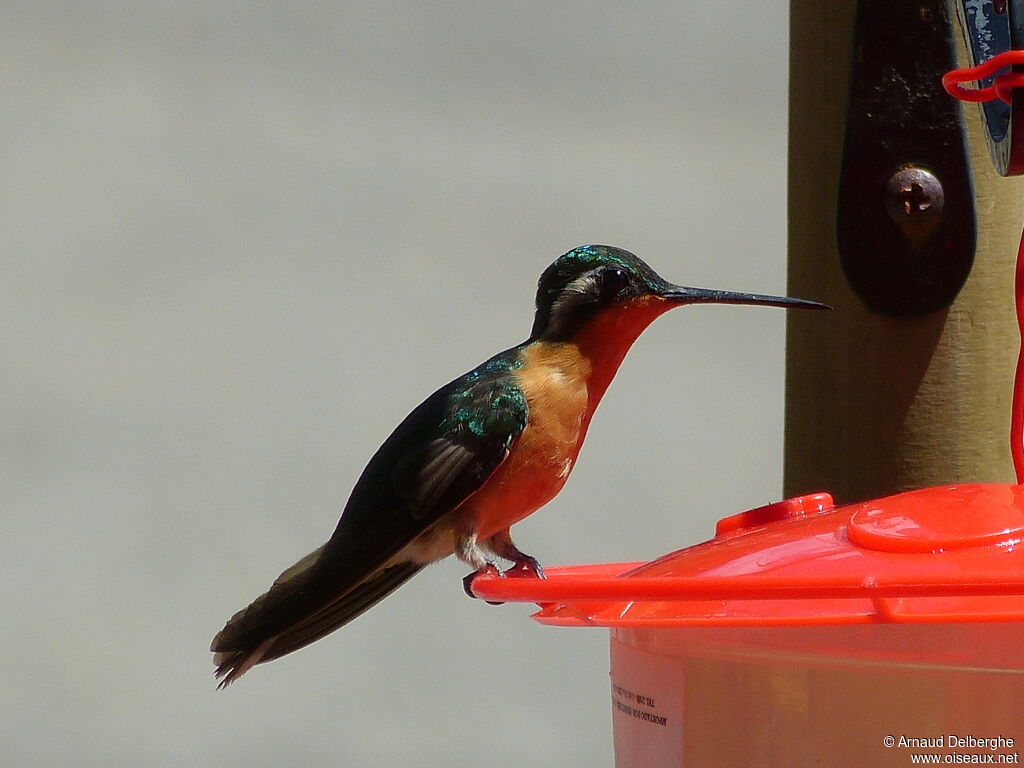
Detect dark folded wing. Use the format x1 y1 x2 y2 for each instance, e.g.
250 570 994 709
211 352 529 683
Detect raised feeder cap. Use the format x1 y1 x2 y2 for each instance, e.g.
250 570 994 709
468 483 1024 627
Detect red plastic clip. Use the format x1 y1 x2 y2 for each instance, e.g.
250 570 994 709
943 50 1024 104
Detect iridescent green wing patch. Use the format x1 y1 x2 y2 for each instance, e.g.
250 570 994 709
391 350 528 521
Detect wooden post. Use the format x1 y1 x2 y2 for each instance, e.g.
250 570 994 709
784 0 1024 503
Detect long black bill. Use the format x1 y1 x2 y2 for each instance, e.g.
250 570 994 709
660 285 830 311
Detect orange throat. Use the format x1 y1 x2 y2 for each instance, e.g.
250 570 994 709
459 296 676 541
569 294 676 410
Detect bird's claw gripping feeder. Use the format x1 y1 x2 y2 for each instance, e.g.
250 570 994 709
464 6 1024 766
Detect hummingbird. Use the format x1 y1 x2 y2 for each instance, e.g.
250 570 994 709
211 245 827 686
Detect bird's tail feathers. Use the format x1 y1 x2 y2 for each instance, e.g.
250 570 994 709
211 545 423 688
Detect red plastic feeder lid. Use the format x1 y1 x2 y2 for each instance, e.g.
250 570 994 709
469 484 1024 627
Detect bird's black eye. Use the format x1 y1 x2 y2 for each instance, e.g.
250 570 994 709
599 267 629 295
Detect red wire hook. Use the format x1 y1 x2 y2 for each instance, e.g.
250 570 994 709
943 49 1024 103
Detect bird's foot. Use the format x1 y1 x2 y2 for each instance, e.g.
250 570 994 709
463 563 505 604
503 556 545 579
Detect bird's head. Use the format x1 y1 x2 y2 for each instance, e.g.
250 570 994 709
530 244 827 342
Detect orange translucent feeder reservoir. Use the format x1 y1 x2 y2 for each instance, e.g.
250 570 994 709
470 484 1024 767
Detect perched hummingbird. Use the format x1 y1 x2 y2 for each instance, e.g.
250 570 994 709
211 245 826 686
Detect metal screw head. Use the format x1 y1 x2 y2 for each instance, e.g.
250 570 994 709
884 166 944 226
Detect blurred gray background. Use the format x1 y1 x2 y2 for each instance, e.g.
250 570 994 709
3 2 788 766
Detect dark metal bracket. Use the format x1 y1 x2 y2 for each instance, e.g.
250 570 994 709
837 0 976 317
948 0 1024 175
